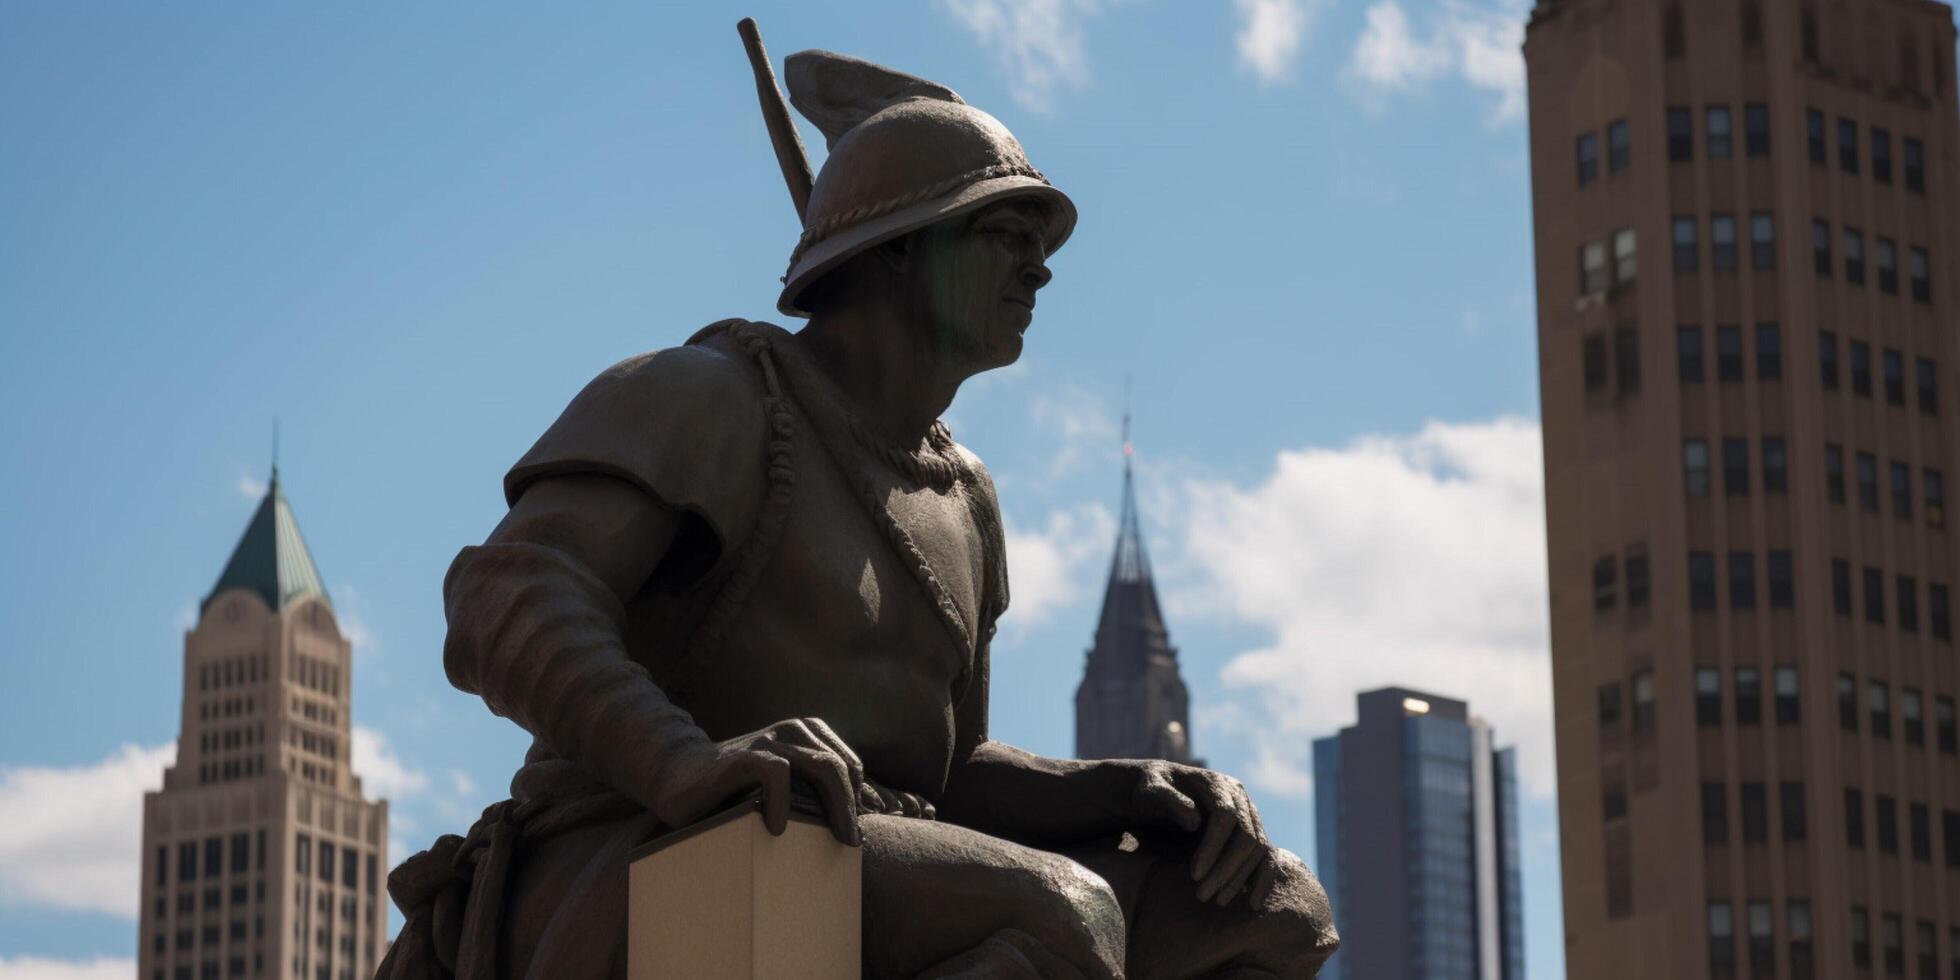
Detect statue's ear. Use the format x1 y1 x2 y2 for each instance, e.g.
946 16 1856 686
785 49 964 151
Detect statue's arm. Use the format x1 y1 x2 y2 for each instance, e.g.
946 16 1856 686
442 473 716 814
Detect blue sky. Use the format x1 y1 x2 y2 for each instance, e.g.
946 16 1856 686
0 1 1561 976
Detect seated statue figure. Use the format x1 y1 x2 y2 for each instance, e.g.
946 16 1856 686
379 44 1337 980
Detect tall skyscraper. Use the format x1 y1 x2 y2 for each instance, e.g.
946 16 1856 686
1526 1 1958 977
1075 421 1195 763
138 468 388 980
1313 687 1525 980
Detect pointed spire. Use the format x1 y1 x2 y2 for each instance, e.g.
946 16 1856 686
1094 399 1166 645
201 462 329 616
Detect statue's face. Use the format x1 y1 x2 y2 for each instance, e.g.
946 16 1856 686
904 199 1054 374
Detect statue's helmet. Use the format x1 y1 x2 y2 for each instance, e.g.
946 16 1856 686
777 50 1077 318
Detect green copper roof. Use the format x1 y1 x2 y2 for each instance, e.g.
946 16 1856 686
201 467 329 615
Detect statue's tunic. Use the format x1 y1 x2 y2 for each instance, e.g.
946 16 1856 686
379 320 1007 979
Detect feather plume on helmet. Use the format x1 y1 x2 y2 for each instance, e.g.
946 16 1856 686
773 49 1075 318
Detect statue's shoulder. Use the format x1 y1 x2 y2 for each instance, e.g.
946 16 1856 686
503 319 775 554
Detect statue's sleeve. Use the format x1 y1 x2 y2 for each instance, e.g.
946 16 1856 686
503 342 770 567
443 341 770 810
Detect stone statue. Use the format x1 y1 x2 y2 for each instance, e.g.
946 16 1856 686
378 23 1336 980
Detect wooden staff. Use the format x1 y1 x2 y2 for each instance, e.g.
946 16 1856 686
737 18 814 221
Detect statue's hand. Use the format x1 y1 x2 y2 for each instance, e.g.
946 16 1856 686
1128 761 1280 911
649 717 868 846
859 780 937 821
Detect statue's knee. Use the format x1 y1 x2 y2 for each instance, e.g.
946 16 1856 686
1260 849 1339 963
1007 856 1125 979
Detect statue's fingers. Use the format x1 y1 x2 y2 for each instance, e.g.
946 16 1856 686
1137 770 1201 831
801 718 868 792
1197 826 1260 903
742 749 793 837
1213 842 1266 907
872 783 905 816
766 740 861 845
858 782 886 815
1190 785 1239 881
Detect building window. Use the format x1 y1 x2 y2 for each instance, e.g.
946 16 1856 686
1667 106 1693 160
1710 902 1736 978
1697 668 1724 726
1884 913 1904 976
1872 128 1892 183
1845 229 1865 285
296 834 311 875
1865 567 1886 625
1909 247 1930 304
1717 325 1743 381
1679 326 1705 382
1891 461 1912 519
1581 240 1608 294
1690 551 1717 610
1602 779 1627 821
1925 469 1943 528
1848 789 1867 848
1899 575 1918 632
1904 137 1924 193
1839 673 1859 731
1768 550 1793 607
1614 324 1639 394
1833 560 1853 616
1851 340 1872 397
1948 812 1960 867
1871 682 1893 739
1933 583 1951 641
1838 118 1859 174
1613 228 1637 286
1819 331 1838 389
1583 334 1607 394
1632 669 1655 731
1740 0 1763 45
1857 453 1878 510
1703 782 1729 842
1755 324 1780 380
1789 901 1814 980
1904 688 1925 745
1730 550 1756 609
1608 118 1630 172
1750 212 1775 269
1851 905 1873 968
1599 682 1623 728
1877 238 1898 294
1916 921 1936 979
1685 440 1711 497
1577 132 1599 186
1879 797 1901 852
1735 667 1762 725
1594 556 1617 614
1664 4 1686 59
1724 439 1750 497
1627 547 1651 609
1762 439 1787 493
1674 216 1700 271
1916 357 1937 414
1741 782 1768 842
1744 103 1769 157
1747 903 1774 978
1939 697 1957 754
1806 109 1825 163
1712 215 1738 271
1826 444 1845 503
1774 666 1800 723
1812 219 1832 276
1707 106 1733 160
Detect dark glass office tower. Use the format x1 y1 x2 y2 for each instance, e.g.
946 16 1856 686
1314 687 1525 980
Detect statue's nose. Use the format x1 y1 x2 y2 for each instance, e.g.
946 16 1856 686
1023 262 1053 292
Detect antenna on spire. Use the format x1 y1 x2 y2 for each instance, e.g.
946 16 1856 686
271 419 280 485
1121 375 1133 465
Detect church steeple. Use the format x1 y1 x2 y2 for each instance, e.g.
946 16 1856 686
1075 407 1194 764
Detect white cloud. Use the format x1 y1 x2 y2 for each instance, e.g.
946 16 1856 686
235 471 268 501
1001 502 1118 633
1027 385 1120 484
941 0 1104 111
0 742 175 919
449 769 477 798
0 956 138 980
1176 416 1554 798
1235 0 1318 83
1345 1 1527 123
351 726 428 802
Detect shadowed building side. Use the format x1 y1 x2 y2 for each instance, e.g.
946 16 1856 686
1075 431 1195 764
